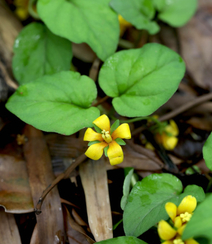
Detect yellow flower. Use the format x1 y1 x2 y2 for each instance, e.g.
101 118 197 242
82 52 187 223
14 0 29 20
155 120 179 150
84 114 131 165
118 15 132 36
158 195 198 244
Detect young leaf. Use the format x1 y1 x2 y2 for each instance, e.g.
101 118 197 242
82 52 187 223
123 173 183 237
95 236 147 244
37 0 119 61
110 119 120 134
115 138 126 145
121 168 134 210
203 132 212 171
6 71 100 135
99 43 185 117
110 0 159 34
153 0 197 27
182 193 212 242
12 22 72 85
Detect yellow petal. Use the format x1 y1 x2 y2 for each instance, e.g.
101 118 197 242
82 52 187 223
112 123 131 140
84 128 103 141
107 141 123 165
174 216 182 229
162 135 178 150
93 114 110 132
85 142 108 160
177 224 186 235
162 241 173 244
158 220 177 240
165 202 177 221
177 195 197 215
185 239 199 244
165 120 179 136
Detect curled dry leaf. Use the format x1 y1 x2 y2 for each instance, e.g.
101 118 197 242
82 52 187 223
63 205 95 244
0 154 33 213
0 208 22 244
23 125 65 244
79 158 113 242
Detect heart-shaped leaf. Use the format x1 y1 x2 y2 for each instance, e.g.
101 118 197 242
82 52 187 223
96 236 147 244
110 0 159 34
123 173 183 237
203 132 212 171
6 71 100 135
37 0 119 61
13 22 72 85
99 43 185 117
153 0 198 27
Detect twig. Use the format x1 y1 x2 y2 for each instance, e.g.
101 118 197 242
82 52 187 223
35 153 87 215
132 92 212 136
92 95 109 107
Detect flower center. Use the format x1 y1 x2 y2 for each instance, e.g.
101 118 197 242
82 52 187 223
101 130 112 143
180 212 192 223
173 239 184 244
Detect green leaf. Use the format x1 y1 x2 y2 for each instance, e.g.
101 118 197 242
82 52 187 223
110 0 159 34
180 185 205 203
12 23 72 85
37 0 119 61
96 236 147 244
99 43 185 117
203 132 212 171
94 124 102 133
115 138 126 145
104 145 109 157
88 141 101 146
153 0 197 27
6 71 100 135
121 168 134 210
123 173 183 237
113 219 123 230
110 119 120 134
182 193 212 242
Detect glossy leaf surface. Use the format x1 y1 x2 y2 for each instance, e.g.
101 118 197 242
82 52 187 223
203 132 212 171
13 23 72 85
153 0 198 27
37 0 119 61
6 71 100 135
99 43 185 117
96 236 147 244
110 0 159 34
123 173 183 237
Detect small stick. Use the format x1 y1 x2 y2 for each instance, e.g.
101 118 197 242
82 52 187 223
35 153 87 215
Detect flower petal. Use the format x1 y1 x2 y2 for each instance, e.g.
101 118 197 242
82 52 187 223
177 224 186 235
165 202 177 221
162 135 178 150
158 220 177 241
112 123 131 140
85 142 108 160
165 120 179 136
93 114 110 132
174 216 182 229
162 241 173 244
185 239 199 244
84 128 103 141
177 195 197 215
107 141 123 165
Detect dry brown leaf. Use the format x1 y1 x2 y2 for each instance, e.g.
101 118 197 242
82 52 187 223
23 125 65 244
72 209 88 227
0 154 34 213
63 205 95 244
79 158 113 242
0 208 22 244
178 0 212 90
